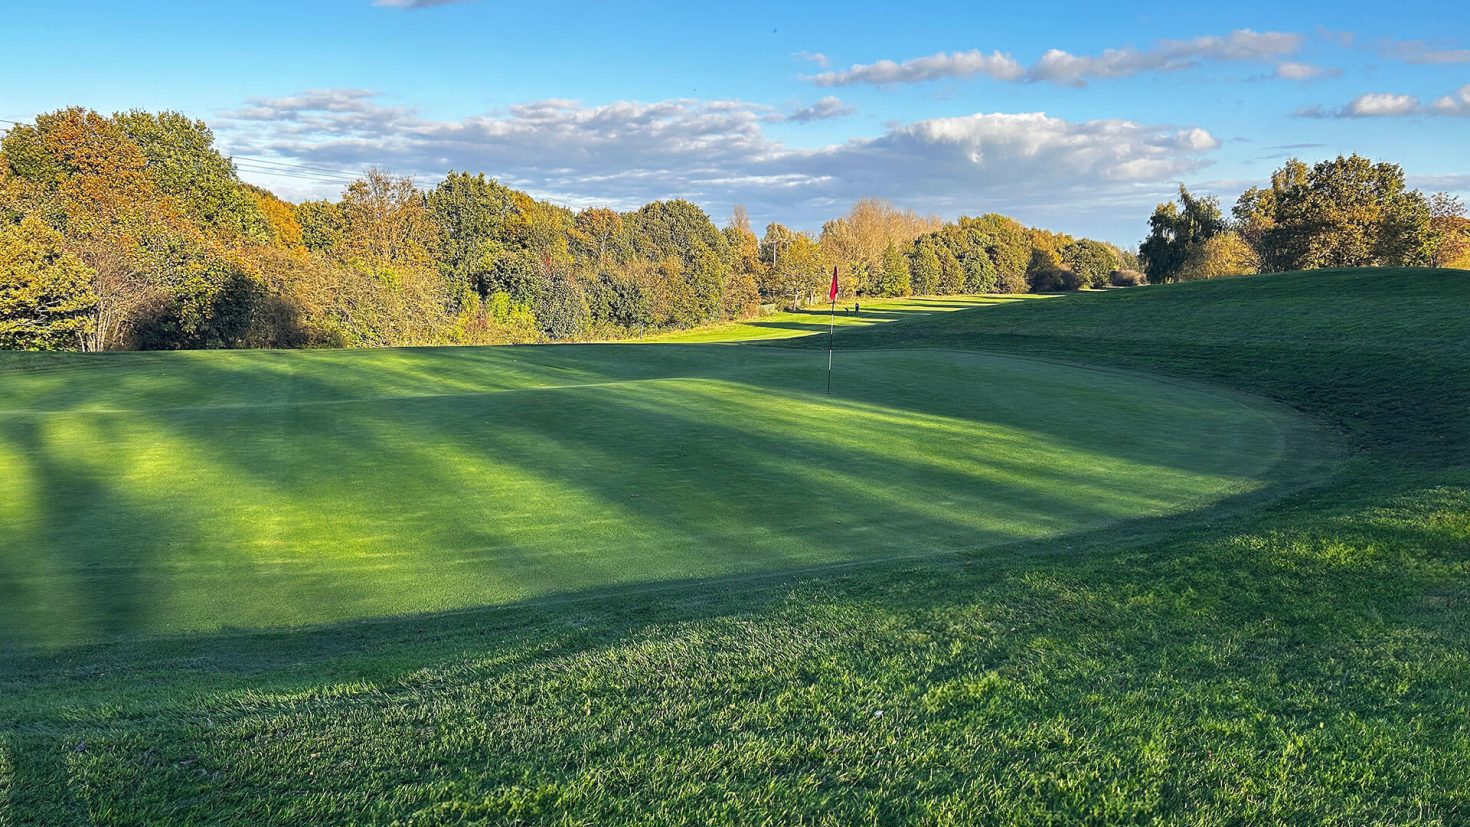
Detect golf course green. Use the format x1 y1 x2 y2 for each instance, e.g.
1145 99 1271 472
0 333 1307 649
3 269 1466 824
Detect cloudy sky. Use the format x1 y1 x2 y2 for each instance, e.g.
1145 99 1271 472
3 0 1468 245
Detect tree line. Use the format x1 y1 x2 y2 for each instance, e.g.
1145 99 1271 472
0 108 1133 352
1140 154 1470 284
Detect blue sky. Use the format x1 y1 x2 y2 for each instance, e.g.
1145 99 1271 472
3 0 1468 244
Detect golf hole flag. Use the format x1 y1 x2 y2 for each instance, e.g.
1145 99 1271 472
827 266 837 394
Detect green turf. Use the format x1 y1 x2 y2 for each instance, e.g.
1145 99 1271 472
2 269 1468 825
639 294 1049 342
0 342 1306 648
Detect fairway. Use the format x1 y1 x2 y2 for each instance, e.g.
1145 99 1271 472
640 295 1050 342
0 343 1303 649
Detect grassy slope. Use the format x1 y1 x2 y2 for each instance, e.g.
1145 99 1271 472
640 295 1047 342
2 269 1468 824
0 345 1293 647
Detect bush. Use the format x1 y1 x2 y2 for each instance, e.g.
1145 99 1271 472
1109 269 1147 287
1025 248 1082 292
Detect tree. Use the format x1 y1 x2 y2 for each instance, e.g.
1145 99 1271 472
1025 247 1081 292
534 273 590 340
760 224 825 308
728 204 752 235
1428 193 1470 269
0 217 97 349
338 170 440 270
937 247 965 294
722 223 764 317
819 199 939 295
1140 185 1225 284
1062 239 1122 289
876 244 911 297
967 214 1031 292
909 242 941 295
1176 232 1260 280
1234 155 1431 272
569 207 628 265
427 171 517 295
113 110 269 244
296 200 344 253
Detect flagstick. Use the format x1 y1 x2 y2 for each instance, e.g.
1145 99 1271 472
826 266 838 395
827 297 835 395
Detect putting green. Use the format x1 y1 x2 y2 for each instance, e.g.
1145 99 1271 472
0 345 1305 648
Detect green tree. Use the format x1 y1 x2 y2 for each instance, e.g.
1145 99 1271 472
909 242 941 295
1062 239 1122 289
876 244 911 297
1140 186 1224 284
937 247 965 294
427 171 517 296
296 200 344 254
0 217 97 349
967 214 1031 292
113 110 269 244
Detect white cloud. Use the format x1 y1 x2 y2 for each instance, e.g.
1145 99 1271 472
1346 92 1422 116
1432 85 1470 116
793 51 830 69
811 50 1023 87
771 96 854 123
217 90 1219 237
1274 62 1338 81
812 29 1302 88
1376 38 1470 64
1297 86 1470 118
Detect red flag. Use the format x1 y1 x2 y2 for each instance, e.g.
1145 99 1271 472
828 266 839 302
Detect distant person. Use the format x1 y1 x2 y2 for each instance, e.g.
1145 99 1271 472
855 302 861 315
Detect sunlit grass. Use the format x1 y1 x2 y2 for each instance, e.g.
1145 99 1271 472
2 268 1465 824
640 294 1049 342
0 345 1299 648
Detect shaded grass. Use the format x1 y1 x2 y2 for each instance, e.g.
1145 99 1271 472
0 347 1298 648
2 268 1468 824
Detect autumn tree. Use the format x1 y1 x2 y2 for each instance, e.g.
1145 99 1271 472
760 223 825 308
1234 155 1431 272
1428 192 1470 269
1176 232 1260 280
721 220 763 317
820 199 939 295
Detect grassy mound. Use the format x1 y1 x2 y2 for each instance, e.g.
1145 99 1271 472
2 269 1467 824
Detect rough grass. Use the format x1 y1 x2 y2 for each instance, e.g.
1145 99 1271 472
2 268 1468 825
